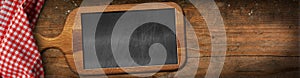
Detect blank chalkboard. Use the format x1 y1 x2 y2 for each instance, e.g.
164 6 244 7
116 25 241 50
81 8 178 69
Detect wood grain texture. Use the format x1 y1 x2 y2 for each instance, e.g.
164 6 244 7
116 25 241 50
70 2 186 75
34 0 299 78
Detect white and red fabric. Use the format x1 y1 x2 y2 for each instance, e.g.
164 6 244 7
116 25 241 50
0 0 44 78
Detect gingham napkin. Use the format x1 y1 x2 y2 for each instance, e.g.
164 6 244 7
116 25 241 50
0 0 44 77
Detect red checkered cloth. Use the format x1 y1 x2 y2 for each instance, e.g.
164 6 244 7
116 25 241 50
0 0 44 78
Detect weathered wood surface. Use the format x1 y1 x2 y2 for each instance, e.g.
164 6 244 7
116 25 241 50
34 0 299 78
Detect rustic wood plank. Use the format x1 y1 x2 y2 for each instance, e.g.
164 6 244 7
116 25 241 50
34 0 299 77
75 56 300 78
42 49 79 78
182 0 298 56
169 56 300 78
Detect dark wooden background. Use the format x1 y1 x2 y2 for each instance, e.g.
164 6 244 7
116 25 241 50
34 0 299 78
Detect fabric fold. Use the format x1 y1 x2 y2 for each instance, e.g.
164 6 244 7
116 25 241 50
0 0 44 77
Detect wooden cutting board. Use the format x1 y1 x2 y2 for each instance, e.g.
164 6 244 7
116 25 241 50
34 0 299 77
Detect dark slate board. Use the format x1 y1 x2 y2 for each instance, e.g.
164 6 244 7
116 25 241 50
81 8 178 69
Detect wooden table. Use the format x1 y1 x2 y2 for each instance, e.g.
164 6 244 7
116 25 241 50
34 0 299 78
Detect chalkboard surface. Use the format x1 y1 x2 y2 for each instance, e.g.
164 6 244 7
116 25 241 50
81 8 178 69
